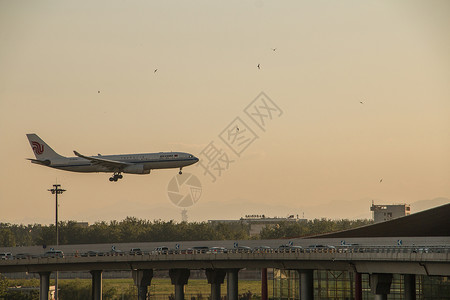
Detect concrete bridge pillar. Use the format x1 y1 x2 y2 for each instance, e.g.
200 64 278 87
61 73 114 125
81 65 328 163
370 273 393 300
169 268 190 300
261 268 268 300
354 272 362 300
404 274 416 300
205 269 226 300
297 269 314 300
133 269 153 300
226 268 240 300
39 272 51 300
90 270 103 300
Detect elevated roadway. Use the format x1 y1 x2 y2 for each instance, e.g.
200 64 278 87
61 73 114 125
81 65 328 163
1 245 449 276
1 241 449 300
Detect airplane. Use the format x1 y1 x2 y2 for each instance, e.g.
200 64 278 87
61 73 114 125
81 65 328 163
26 134 199 182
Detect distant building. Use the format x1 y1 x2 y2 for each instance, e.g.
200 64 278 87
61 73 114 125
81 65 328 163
209 214 307 236
370 203 410 223
75 222 89 227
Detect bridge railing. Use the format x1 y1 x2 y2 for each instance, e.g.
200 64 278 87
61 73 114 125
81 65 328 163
3 245 450 261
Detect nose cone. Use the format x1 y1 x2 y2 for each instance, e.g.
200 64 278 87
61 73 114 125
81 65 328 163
194 156 199 163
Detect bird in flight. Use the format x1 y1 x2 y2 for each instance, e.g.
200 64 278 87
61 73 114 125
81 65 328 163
154 69 158 73
98 91 100 94
360 101 364 104
257 64 261 69
379 178 383 183
272 48 277 52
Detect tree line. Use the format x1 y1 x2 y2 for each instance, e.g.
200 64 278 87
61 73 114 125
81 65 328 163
0 217 373 247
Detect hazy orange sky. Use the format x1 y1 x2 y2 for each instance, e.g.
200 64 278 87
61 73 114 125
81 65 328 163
1 0 449 224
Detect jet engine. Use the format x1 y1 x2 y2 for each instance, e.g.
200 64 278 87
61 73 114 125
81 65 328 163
123 164 151 174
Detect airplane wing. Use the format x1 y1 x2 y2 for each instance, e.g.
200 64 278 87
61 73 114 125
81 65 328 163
73 151 130 170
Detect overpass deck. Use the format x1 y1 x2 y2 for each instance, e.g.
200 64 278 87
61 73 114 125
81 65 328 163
1 246 449 276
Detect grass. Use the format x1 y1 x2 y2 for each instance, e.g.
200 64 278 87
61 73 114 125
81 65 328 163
120 278 269 297
8 278 271 298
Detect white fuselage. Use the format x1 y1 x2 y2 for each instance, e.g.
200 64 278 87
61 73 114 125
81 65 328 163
50 152 198 173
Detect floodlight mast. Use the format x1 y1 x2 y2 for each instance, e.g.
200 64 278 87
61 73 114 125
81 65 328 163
48 184 66 246
48 184 66 300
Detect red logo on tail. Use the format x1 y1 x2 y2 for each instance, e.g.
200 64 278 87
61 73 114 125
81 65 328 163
32 141 44 155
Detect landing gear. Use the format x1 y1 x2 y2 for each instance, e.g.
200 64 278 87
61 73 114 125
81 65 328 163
109 172 123 182
179 167 183 175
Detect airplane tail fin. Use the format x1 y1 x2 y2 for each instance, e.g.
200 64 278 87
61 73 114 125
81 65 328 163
26 134 65 160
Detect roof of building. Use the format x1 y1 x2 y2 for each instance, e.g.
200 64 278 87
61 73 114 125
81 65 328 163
310 203 450 238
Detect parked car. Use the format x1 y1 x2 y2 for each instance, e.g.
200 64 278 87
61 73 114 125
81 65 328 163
180 248 192 254
14 253 35 259
81 250 102 257
306 245 335 252
236 246 252 253
289 246 303 251
191 246 209 253
42 250 64 258
153 246 169 254
108 249 124 256
336 244 359 253
278 245 303 252
0 252 13 260
412 247 430 253
129 248 143 255
252 246 272 253
209 247 228 254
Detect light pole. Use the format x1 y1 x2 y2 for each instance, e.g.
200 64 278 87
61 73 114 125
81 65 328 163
48 184 66 300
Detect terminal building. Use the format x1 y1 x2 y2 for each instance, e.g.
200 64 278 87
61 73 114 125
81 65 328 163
272 269 449 299
370 202 411 223
271 203 450 299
